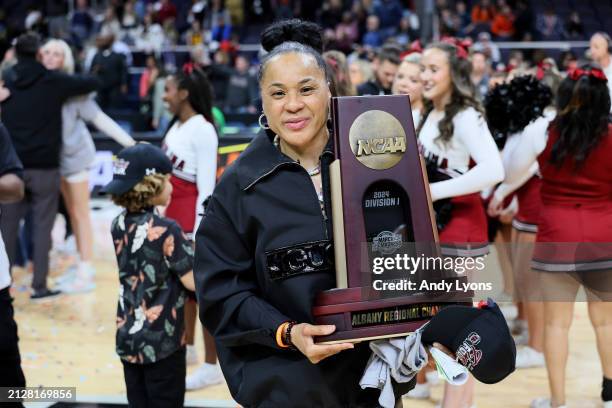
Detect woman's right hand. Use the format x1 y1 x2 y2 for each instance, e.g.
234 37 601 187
291 324 354 364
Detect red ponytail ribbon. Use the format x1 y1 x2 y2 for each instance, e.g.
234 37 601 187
441 37 472 60
182 62 195 75
408 40 423 54
400 40 423 60
536 61 552 80
567 67 607 82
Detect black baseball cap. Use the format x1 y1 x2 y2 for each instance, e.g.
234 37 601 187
102 143 172 195
422 298 516 384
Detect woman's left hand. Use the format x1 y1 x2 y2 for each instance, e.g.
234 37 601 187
487 194 504 217
291 323 355 364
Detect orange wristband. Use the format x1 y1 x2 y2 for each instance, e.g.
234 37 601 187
276 322 290 348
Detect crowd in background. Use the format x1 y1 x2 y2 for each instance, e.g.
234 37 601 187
0 0 597 136
0 1 591 56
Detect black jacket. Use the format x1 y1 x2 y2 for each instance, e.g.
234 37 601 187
90 49 128 91
1 58 100 169
195 131 413 407
357 79 391 96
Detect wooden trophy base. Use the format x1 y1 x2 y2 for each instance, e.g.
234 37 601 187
312 282 473 344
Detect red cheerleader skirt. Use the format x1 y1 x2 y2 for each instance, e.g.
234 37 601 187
166 175 198 236
532 202 612 272
439 193 489 257
512 176 541 234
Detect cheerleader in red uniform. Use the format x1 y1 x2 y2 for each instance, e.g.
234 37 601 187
533 65 612 408
161 66 222 390
499 64 612 408
487 74 558 370
418 41 504 257
489 114 553 369
418 40 505 408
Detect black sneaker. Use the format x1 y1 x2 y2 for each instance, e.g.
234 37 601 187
30 288 62 302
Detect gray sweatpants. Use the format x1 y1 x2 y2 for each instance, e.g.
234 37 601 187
0 169 60 291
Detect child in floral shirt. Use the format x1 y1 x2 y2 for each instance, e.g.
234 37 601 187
103 143 195 407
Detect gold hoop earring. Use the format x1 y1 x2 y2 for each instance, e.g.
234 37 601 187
258 113 270 130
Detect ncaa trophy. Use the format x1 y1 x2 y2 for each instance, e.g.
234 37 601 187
312 95 472 344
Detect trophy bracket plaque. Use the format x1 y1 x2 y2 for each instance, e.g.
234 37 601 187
313 95 473 344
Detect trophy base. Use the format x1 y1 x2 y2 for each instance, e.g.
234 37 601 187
317 328 421 345
312 284 473 344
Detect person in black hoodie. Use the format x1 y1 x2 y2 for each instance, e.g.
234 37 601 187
90 34 128 111
194 20 415 407
357 48 400 96
0 33 100 301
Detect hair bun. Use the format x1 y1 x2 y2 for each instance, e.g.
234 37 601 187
261 19 323 53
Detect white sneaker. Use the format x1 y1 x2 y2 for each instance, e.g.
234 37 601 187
516 346 545 368
59 235 77 256
81 263 96 278
186 363 223 390
58 275 95 294
55 264 78 285
604 401 612 408
186 345 199 366
57 263 96 294
404 382 430 399
530 397 567 408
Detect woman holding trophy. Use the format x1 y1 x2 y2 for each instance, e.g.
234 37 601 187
193 19 416 407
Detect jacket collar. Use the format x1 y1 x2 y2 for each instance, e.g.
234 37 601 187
236 130 294 191
236 128 335 191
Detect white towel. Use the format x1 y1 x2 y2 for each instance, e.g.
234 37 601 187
359 329 428 408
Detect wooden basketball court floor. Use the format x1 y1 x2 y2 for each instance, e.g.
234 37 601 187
10 199 605 407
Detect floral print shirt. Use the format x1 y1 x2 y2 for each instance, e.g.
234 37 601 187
111 208 193 364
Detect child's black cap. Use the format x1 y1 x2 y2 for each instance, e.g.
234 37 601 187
422 298 516 384
102 143 172 195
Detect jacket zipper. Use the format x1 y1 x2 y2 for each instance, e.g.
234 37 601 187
316 182 329 241
319 149 335 241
